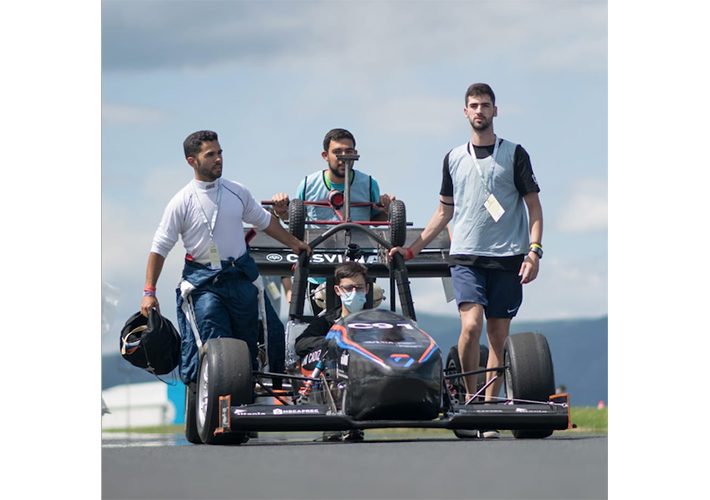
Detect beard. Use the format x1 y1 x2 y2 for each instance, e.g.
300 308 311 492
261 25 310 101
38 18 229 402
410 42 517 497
328 162 346 181
470 116 491 131
195 159 222 182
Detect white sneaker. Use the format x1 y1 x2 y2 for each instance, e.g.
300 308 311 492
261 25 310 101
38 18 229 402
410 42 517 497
479 429 500 439
453 429 480 438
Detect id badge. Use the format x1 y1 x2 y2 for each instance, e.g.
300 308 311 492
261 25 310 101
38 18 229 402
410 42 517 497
484 193 505 222
208 240 222 270
266 281 281 300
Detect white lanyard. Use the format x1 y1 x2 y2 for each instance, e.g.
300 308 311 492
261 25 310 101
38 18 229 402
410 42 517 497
468 136 500 197
191 180 223 269
191 180 222 239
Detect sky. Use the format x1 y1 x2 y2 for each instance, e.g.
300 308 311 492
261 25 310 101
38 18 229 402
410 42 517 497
100 0 609 355
6 2 710 496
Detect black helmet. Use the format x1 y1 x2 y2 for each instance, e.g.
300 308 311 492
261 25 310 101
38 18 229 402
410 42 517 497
120 310 181 375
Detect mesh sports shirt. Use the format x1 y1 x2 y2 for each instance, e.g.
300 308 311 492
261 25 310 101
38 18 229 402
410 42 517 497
296 169 381 222
440 138 539 269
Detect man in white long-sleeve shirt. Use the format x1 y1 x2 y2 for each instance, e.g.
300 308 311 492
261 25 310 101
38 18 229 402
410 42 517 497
140 130 311 384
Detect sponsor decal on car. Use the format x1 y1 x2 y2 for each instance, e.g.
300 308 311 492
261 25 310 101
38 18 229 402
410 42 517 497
283 253 382 265
272 408 321 415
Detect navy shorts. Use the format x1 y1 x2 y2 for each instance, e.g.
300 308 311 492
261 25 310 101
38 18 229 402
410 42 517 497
450 265 523 319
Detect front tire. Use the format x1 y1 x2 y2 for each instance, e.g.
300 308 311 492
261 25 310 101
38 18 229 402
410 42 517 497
504 332 556 439
196 338 253 445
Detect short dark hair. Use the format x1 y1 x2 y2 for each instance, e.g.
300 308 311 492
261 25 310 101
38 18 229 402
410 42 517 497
334 261 368 284
183 130 219 159
465 83 496 106
323 128 356 152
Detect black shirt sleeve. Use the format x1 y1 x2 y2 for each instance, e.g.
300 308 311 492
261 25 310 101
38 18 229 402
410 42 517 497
440 151 453 197
513 145 540 196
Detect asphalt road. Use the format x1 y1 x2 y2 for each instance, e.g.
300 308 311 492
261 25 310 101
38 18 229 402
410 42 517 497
102 430 607 499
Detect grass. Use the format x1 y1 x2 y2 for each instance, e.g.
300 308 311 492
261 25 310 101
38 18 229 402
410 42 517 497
570 406 608 432
103 406 607 435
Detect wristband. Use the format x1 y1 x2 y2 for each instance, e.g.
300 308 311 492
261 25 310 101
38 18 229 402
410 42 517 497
406 247 414 260
528 244 543 259
143 290 156 297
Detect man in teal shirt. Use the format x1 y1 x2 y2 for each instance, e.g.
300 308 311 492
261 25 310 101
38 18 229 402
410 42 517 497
271 128 395 314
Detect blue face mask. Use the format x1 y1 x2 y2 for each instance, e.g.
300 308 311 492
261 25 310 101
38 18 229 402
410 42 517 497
339 288 367 313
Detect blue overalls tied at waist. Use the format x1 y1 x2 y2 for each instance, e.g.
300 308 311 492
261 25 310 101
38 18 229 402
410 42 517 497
175 252 261 384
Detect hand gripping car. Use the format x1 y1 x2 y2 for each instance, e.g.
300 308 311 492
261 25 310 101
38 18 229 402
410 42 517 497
185 158 571 445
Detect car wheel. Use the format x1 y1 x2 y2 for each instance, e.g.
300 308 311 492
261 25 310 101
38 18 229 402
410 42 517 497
288 198 306 241
184 381 202 444
388 199 407 248
503 332 556 439
446 344 489 402
448 344 489 439
445 346 467 404
196 338 253 445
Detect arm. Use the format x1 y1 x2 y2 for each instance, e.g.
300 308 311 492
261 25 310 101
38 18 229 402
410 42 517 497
371 193 396 221
281 276 292 304
262 214 312 256
387 196 454 260
519 192 543 284
271 193 290 221
140 252 166 317
295 317 333 358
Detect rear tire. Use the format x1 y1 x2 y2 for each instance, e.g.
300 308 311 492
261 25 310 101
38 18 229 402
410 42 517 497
288 198 306 241
503 332 556 439
196 338 253 445
388 200 407 247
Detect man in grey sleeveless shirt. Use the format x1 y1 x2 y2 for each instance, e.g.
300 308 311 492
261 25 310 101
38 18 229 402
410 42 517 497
389 84 543 438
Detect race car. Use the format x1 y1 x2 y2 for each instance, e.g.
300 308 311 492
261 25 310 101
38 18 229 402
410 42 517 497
185 158 570 445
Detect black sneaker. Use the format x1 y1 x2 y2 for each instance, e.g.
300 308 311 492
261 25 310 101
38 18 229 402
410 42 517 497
453 429 479 439
342 429 365 441
322 431 342 442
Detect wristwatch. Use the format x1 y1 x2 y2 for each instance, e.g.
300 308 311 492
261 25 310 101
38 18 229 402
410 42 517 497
529 244 543 259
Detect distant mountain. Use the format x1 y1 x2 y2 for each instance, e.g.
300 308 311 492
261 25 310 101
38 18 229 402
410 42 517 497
416 313 608 407
103 313 607 407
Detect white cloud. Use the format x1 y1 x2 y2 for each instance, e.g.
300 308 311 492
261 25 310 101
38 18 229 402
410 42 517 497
520 255 608 321
555 178 608 233
365 95 462 136
407 253 608 322
102 1 607 74
102 103 170 125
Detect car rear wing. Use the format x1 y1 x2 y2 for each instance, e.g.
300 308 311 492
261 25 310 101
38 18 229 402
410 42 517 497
245 226 452 279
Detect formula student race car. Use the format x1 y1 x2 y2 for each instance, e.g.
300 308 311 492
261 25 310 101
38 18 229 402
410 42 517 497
185 155 571 445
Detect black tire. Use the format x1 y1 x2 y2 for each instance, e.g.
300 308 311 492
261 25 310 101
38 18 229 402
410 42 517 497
448 344 489 439
445 346 467 405
503 332 556 439
446 345 489 398
388 199 407 248
196 338 253 445
288 198 306 241
184 381 202 444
